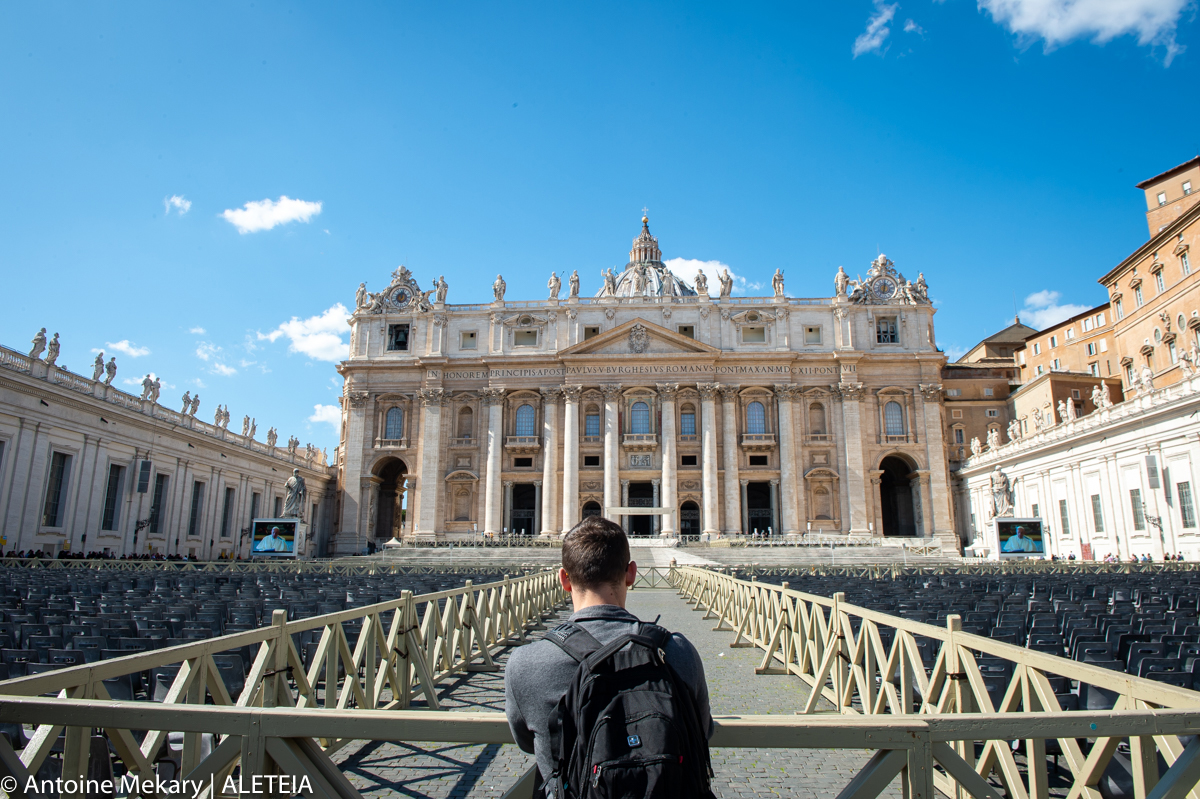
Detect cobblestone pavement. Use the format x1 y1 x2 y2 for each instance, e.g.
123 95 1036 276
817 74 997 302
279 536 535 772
331 589 899 798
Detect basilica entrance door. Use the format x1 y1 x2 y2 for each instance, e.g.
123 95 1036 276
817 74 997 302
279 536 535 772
628 482 654 536
510 484 537 535
746 482 773 535
879 456 918 537
679 501 700 536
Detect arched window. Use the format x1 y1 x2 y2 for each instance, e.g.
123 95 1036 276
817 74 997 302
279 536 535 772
884 401 905 436
631 401 650 434
457 407 473 439
809 402 826 435
585 405 600 438
385 408 404 439
679 405 696 436
746 401 766 434
515 404 536 437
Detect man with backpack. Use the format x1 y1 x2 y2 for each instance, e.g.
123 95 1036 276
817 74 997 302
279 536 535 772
504 516 715 798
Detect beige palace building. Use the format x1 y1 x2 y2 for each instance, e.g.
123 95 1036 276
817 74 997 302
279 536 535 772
332 218 956 553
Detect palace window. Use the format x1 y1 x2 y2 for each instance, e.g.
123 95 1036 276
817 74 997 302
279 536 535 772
385 408 404 439
680 407 696 436
514 330 538 347
1052 358 1061 370
1180 482 1197 528
1126 363 1136 385
457 407 473 438
749 455 768 466
986 409 999 417
387 324 409 351
1059 499 1071 537
1089 362 1099 376
1037 365 1044 376
809 403 827 434
188 481 205 538
101 464 125 532
984 387 994 396
514 457 533 468
41 452 71 528
631 401 650 434
1065 329 1075 341
804 326 821 344
876 317 898 344
1050 335 1058 348
1135 286 1144 307
1087 342 1097 356
1183 252 1191 276
515 404 536 436
249 492 260 526
585 408 600 438
1185 181 1193 196
1083 318 1093 332
460 331 477 349
1033 343 1041 355
1115 299 1124 319
1170 340 1178 363
1130 488 1145 531
742 326 766 344
945 388 961 396
954 428 964 444
884 401 905 436
1091 494 1104 533
1156 272 1166 293
746 401 766 435
1158 192 1168 207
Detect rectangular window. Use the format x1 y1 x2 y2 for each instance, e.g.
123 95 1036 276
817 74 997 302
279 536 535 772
1135 286 1144 306
136 460 152 493
1099 338 1108 352
676 325 694 339
1031 502 1039 520
1097 312 1106 326
584 326 601 340
187 481 205 538
1089 362 1100 376
984 387 994 396
945 388 961 396
1066 328 1075 340
680 411 696 436
1083 318 1093 332
1050 335 1058 348
951 408 963 418
1170 341 1178 363
748 455 769 466
1033 342 1041 355
876 317 898 344
514 330 538 346
1037 365 1044 376
742 326 766 343
387 324 409 352
1180 482 1197 528
273 496 282 517
1184 252 1192 276
1156 271 1166 293
101 464 125 531
1091 494 1104 533
459 331 477 350
220 486 235 539
1071 389 1081 399
1130 488 1145 530
42 452 71 528
1018 351 1026 365
513 457 533 468
583 455 600 467
681 454 698 466
250 491 260 521
1052 358 1061 370
1087 342 1096 356
1185 181 1193 196
954 428 964 444
150 474 169 534
986 409 999 417
1059 499 1071 537
1115 300 1124 320
585 413 600 438
804 326 821 344
1158 191 1168 206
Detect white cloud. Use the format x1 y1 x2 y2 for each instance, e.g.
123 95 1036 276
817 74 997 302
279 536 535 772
189 378 207 389
1020 289 1093 330
979 0 1188 64
189 326 206 335
221 195 322 234
258 304 351 362
104 340 150 358
945 344 968 361
164 195 192 216
195 342 220 362
211 363 237 377
309 404 341 430
854 0 899 57
663 258 763 297
904 18 925 35
122 372 172 389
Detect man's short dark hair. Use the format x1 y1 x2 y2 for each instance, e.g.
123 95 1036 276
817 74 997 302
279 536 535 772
562 516 630 590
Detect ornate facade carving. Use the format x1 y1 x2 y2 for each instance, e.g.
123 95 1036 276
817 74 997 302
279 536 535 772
845 255 930 306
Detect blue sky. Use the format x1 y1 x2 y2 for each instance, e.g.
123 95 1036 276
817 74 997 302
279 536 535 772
1 1 1197 453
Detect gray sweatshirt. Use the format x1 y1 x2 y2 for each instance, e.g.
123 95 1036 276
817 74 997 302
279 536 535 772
504 604 713 782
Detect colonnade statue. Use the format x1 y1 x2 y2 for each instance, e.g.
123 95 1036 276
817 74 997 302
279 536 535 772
283 468 307 519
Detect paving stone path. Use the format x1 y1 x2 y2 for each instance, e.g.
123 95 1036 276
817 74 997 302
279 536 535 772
332 588 900 798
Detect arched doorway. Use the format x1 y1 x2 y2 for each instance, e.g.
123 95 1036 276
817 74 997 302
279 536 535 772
879 456 918 537
510 484 537 535
374 459 408 540
582 501 602 519
679 501 700 536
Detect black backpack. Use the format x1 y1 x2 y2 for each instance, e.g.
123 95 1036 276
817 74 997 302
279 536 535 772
540 620 715 799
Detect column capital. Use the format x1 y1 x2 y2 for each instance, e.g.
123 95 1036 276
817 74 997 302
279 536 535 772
503 480 514 489
769 478 780 487
697 382 720 401
562 384 584 402
918 383 944 403
833 382 866 402
540 387 562 404
718 384 740 401
419 388 448 407
620 478 630 488
534 479 543 487
601 384 624 400
651 478 660 486
346 391 370 409
480 388 507 406
774 384 798 401
656 383 680 400
740 478 750 487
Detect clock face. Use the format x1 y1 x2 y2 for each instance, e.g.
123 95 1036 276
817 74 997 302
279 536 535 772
872 278 897 299
392 288 411 307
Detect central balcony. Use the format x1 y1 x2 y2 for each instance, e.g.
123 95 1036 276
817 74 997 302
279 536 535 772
504 435 541 453
622 433 658 452
374 438 409 449
740 433 776 451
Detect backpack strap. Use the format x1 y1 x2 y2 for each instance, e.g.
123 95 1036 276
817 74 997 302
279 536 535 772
543 621 603 663
637 622 672 650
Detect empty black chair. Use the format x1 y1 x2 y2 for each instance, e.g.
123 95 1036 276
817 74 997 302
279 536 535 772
1149 671 1194 689
1139 657 1183 678
1 649 39 677
46 649 86 667
1127 642 1168 675
101 673 135 701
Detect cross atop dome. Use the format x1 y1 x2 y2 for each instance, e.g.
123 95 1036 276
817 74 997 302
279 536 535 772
630 211 661 264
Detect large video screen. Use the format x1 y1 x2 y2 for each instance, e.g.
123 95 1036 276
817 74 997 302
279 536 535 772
996 518 1045 558
251 519 298 557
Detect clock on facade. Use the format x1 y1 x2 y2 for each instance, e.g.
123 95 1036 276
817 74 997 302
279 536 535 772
872 278 897 300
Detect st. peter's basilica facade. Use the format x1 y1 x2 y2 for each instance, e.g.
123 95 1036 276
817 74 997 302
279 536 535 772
332 217 956 552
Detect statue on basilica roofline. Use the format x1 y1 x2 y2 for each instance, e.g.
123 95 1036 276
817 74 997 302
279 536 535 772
355 282 368 310
189 394 200 417
92 352 105 381
602 267 618 297
181 392 192 414
969 437 982 458
267 427 278 448
44 333 60 367
772 269 785 299
843 254 932 306
693 268 708 296
548 271 561 300
986 428 1000 451
1140 365 1155 392
29 328 47 360
435 275 449 304
718 269 733 299
493 274 506 302
1007 419 1021 443
834 267 849 299
568 270 580 298
149 377 161 403
141 375 155 401
104 357 117 386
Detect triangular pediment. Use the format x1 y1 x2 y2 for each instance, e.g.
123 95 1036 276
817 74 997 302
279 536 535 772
560 318 720 357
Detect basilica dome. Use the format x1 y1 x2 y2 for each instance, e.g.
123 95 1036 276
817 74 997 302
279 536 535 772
595 216 699 298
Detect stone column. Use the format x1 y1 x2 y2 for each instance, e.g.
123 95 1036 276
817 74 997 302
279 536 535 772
503 481 514 534
836 382 870 535
720 385 742 534
917 384 957 549
869 470 885 537
562 386 582 531
657 384 678 536
540 388 561 535
414 389 446 536
774 385 801 534
652 479 661 535
533 480 542 536
770 479 780 535
621 479 630 533
482 389 506 535
698 383 720 536
602 384 623 519
336 392 369 553
740 479 750 534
